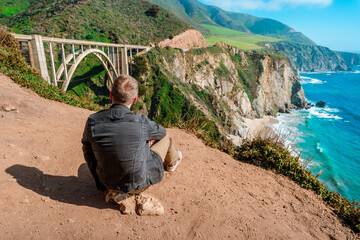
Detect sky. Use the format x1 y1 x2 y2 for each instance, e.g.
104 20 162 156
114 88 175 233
198 0 360 52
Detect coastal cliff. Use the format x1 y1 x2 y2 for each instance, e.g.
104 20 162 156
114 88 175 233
133 42 306 143
263 41 349 72
337 51 360 66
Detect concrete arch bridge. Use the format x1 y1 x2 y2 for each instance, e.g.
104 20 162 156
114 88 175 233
13 34 150 91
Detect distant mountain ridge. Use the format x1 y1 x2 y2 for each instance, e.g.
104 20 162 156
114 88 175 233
147 0 315 45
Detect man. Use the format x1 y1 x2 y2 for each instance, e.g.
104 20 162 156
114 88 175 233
81 74 182 205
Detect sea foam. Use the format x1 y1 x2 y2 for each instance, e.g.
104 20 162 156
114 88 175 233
300 76 326 84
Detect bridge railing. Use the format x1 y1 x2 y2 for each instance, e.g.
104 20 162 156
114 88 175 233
13 34 151 91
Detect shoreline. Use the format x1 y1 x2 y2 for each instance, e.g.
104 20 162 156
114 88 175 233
244 116 279 139
229 116 279 146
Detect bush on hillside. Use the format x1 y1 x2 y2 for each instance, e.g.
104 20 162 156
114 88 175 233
237 135 360 233
145 4 161 18
0 28 19 50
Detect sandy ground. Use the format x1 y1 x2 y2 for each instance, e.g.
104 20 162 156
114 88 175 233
244 116 278 138
0 74 356 239
229 116 278 146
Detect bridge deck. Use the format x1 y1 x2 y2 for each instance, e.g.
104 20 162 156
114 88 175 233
12 34 149 49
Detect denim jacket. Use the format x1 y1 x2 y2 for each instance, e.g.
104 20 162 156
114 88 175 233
81 104 166 193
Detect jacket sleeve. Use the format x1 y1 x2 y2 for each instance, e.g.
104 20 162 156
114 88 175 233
145 116 167 140
81 119 106 191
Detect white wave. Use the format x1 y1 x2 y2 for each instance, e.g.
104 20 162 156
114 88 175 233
325 107 340 113
300 76 326 84
299 71 335 74
268 111 305 156
308 107 342 120
267 111 326 168
317 142 323 153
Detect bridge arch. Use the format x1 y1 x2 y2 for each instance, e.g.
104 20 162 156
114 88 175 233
60 48 119 92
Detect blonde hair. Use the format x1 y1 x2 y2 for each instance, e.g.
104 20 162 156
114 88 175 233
111 75 138 105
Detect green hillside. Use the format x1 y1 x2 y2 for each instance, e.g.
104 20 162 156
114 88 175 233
205 35 280 50
147 0 315 45
0 0 32 17
200 23 280 50
200 24 246 36
2 0 190 45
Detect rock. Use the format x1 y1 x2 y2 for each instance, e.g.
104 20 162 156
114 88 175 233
41 197 50 202
7 178 21 182
119 196 137 215
20 198 29 204
136 194 164 216
2 104 17 112
316 101 326 108
35 155 50 161
67 219 75 223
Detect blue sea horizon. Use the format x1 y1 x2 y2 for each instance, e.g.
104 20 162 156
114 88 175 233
272 66 360 201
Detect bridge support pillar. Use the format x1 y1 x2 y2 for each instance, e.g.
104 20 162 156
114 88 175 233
121 47 129 75
30 35 50 83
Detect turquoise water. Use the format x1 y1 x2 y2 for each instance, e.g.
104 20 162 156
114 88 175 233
273 66 360 201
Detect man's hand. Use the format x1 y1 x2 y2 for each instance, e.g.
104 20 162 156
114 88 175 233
149 140 155 147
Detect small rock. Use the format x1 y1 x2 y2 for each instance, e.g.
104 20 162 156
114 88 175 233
44 187 50 191
67 219 75 223
136 194 164 216
8 144 16 148
35 155 50 161
7 178 21 182
2 104 17 112
41 197 50 202
1 114 4 117
20 198 29 204
316 101 326 108
119 196 137 215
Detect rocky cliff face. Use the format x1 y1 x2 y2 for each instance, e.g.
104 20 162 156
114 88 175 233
263 42 349 72
135 43 306 143
253 55 307 116
337 51 360 67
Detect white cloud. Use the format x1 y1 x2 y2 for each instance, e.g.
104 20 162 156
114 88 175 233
202 0 333 11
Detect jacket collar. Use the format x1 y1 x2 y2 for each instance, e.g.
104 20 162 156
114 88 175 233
110 104 131 112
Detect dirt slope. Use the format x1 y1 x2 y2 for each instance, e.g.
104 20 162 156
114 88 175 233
0 74 355 239
158 29 208 49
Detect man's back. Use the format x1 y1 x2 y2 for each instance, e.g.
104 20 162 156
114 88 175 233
82 104 166 193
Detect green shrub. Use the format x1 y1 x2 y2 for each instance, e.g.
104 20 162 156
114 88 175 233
236 136 360 233
132 55 148 81
0 28 19 50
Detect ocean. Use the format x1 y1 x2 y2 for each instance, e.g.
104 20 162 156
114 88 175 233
272 66 360 201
